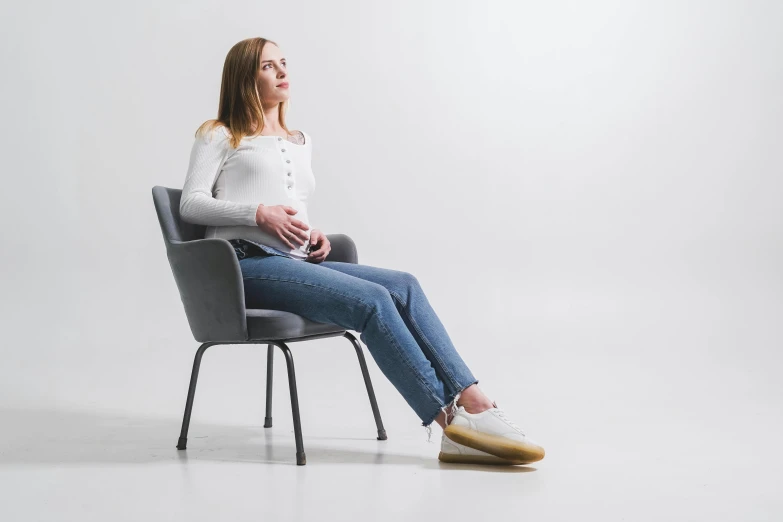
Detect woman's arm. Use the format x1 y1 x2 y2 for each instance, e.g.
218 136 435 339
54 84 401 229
179 127 260 227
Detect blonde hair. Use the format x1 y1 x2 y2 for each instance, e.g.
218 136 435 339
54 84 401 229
195 37 292 149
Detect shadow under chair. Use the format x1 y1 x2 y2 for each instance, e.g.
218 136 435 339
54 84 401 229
151 186 388 465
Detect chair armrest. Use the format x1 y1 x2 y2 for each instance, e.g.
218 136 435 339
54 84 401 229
325 233 358 264
165 237 248 342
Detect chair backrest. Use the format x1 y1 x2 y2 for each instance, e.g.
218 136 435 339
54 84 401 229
152 186 206 243
152 185 249 343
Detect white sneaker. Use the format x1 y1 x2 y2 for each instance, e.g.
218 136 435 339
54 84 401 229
438 431 530 465
444 401 545 463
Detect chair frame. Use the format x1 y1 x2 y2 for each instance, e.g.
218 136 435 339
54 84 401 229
152 186 387 466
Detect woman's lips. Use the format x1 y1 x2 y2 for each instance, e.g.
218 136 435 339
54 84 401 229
277 83 289 88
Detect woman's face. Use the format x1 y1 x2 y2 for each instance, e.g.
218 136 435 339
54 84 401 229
257 44 289 106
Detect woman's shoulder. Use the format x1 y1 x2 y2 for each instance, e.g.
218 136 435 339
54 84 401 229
194 120 232 144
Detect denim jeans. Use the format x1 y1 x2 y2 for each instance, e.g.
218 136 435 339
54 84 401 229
230 238 299 260
233 239 479 440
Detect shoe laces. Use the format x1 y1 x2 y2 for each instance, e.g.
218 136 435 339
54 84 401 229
492 403 526 436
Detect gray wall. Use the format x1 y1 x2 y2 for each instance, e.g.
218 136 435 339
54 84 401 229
1 0 780 461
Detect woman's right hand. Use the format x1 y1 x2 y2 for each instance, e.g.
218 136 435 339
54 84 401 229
255 204 310 249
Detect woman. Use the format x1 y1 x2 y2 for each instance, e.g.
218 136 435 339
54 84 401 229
180 37 545 466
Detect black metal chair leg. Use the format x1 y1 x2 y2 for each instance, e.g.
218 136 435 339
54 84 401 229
344 332 388 440
176 342 217 450
272 341 307 466
264 344 274 428
176 334 380 465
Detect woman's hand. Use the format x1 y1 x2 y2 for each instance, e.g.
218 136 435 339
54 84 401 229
255 204 310 250
306 229 331 263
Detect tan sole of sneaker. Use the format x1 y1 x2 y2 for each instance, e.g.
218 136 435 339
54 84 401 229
444 424 546 463
438 451 528 465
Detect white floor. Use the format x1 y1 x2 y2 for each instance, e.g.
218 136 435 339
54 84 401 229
2 348 780 521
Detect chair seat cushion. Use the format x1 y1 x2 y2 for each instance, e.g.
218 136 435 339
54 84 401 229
246 309 345 341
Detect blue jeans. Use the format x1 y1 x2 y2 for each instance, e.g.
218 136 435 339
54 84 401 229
235 242 479 437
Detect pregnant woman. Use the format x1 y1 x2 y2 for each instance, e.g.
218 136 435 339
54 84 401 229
179 36 545 466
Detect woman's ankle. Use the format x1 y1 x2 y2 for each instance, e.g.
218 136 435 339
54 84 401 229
456 384 494 414
460 401 494 414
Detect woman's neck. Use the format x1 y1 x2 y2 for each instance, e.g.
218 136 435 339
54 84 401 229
251 104 285 135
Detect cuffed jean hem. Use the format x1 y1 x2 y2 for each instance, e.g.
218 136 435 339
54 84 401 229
421 402 445 429
420 379 479 443
421 381 478 427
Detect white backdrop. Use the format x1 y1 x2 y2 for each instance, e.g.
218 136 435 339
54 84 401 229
1 0 781 519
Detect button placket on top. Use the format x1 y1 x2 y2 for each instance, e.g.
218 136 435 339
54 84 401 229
277 136 295 193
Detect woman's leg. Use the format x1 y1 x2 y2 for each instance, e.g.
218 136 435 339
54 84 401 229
238 255 458 432
318 260 491 437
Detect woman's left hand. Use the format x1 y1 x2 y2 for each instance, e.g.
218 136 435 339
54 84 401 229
306 229 331 263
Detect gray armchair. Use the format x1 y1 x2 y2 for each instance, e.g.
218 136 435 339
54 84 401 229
152 186 387 465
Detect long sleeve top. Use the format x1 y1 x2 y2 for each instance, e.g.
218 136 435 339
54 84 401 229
180 125 316 260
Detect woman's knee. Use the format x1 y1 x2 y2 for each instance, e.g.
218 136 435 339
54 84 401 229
348 282 396 333
397 270 420 289
361 281 396 310
385 270 420 303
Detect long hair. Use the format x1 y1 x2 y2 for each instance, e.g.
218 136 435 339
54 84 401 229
195 37 292 149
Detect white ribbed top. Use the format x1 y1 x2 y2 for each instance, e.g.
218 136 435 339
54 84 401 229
180 125 316 259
